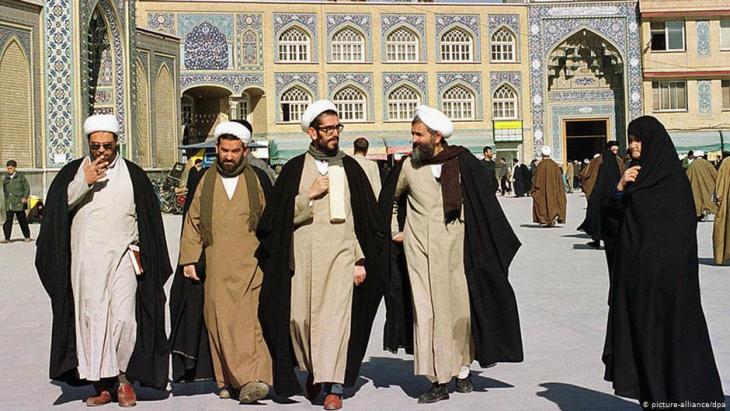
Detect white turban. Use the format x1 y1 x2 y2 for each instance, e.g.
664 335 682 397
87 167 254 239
694 150 705 157
414 105 454 138
214 121 251 143
540 145 552 157
301 100 338 133
83 114 120 136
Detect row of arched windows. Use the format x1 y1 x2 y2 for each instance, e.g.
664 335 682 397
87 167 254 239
278 25 517 63
279 83 519 123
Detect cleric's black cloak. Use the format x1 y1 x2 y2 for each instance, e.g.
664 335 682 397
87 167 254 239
35 158 172 389
380 150 524 366
602 116 724 408
169 166 272 383
255 154 386 397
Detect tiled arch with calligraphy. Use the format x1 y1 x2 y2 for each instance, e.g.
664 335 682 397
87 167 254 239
437 72 483 121
326 14 372 64
382 72 429 121
273 13 319 63
327 72 374 122
528 2 642 157
380 14 427 63
274 73 319 123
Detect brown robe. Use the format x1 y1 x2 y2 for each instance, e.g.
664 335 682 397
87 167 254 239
179 172 272 389
580 156 602 199
713 157 730 264
565 162 575 192
686 157 718 217
290 154 363 384
531 158 567 224
394 158 473 383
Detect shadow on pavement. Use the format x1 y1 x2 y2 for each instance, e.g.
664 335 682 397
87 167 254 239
520 224 548 229
358 357 513 399
573 244 602 250
536 382 639 410
698 257 729 267
170 380 217 397
561 233 591 239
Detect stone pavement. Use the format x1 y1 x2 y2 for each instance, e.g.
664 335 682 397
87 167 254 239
0 193 727 410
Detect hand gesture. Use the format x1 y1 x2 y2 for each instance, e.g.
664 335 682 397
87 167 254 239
83 156 109 185
353 264 367 286
309 175 329 200
392 232 404 244
183 264 199 281
617 166 641 192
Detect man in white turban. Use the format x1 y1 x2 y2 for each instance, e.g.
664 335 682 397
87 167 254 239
381 105 523 404
175 121 275 403
257 100 385 410
530 145 567 227
36 114 171 406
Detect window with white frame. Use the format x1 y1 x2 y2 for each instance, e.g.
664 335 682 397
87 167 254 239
722 80 730 109
721 20 730 50
331 27 365 62
278 27 310 62
387 85 420 121
650 21 685 51
280 86 311 122
652 81 687 111
493 85 518 119
334 86 366 121
491 28 516 62
182 96 193 126
442 85 475 120
237 92 250 121
385 27 419 62
440 28 473 62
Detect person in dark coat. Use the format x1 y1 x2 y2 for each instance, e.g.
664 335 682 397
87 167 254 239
480 146 498 193
520 162 532 194
35 114 171 407
512 158 524 197
2 159 32 242
602 116 724 409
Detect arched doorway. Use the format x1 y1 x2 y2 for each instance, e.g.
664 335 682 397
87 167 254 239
234 87 267 135
181 85 233 144
546 29 625 164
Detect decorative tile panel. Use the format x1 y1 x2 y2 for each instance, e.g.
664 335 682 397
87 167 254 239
236 14 263 70
326 14 372 63
698 80 712 114
181 73 263 94
382 72 428 120
273 13 318 62
380 14 427 62
488 14 519 36
435 14 481 63
490 72 521 92
98 0 126 141
274 73 319 122
437 72 483 120
0 26 32 56
179 14 234 70
45 0 76 166
147 12 176 34
696 21 710 57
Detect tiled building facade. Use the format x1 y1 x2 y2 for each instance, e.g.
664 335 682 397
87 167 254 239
639 0 730 154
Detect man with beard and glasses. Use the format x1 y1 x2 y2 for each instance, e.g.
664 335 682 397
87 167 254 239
176 121 274 403
578 141 625 250
36 114 171 407
380 105 523 404
530 146 566 227
256 101 385 410
602 116 724 409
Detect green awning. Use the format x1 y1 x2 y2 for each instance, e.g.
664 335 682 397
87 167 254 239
669 130 727 153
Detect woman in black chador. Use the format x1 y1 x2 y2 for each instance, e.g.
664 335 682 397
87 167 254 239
602 116 725 410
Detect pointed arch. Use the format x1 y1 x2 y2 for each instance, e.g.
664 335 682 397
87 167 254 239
154 64 177 168
331 25 366 62
333 85 367 122
387 84 421 121
491 26 516 62
492 83 519 119
0 39 33 167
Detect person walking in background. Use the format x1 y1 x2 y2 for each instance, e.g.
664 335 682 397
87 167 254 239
2 159 31 243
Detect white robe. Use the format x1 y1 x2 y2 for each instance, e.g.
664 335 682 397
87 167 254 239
67 155 138 381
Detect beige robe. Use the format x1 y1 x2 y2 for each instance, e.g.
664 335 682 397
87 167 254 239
179 172 272 388
67 155 138 381
713 157 730 264
290 153 363 384
352 155 382 197
686 157 718 217
394 158 473 384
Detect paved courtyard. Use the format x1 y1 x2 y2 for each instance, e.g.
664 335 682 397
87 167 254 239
1 193 727 410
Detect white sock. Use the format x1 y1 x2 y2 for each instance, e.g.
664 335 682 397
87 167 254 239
458 366 470 379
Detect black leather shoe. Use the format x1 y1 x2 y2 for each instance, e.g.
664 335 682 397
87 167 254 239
587 240 601 249
417 383 449 404
455 375 473 393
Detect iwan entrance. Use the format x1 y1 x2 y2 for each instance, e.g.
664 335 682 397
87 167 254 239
564 119 608 162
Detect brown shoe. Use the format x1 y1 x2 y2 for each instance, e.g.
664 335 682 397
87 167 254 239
305 373 322 401
323 393 342 410
86 390 112 407
117 383 137 407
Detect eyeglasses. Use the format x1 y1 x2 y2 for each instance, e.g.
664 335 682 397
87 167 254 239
315 124 344 135
89 142 115 151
